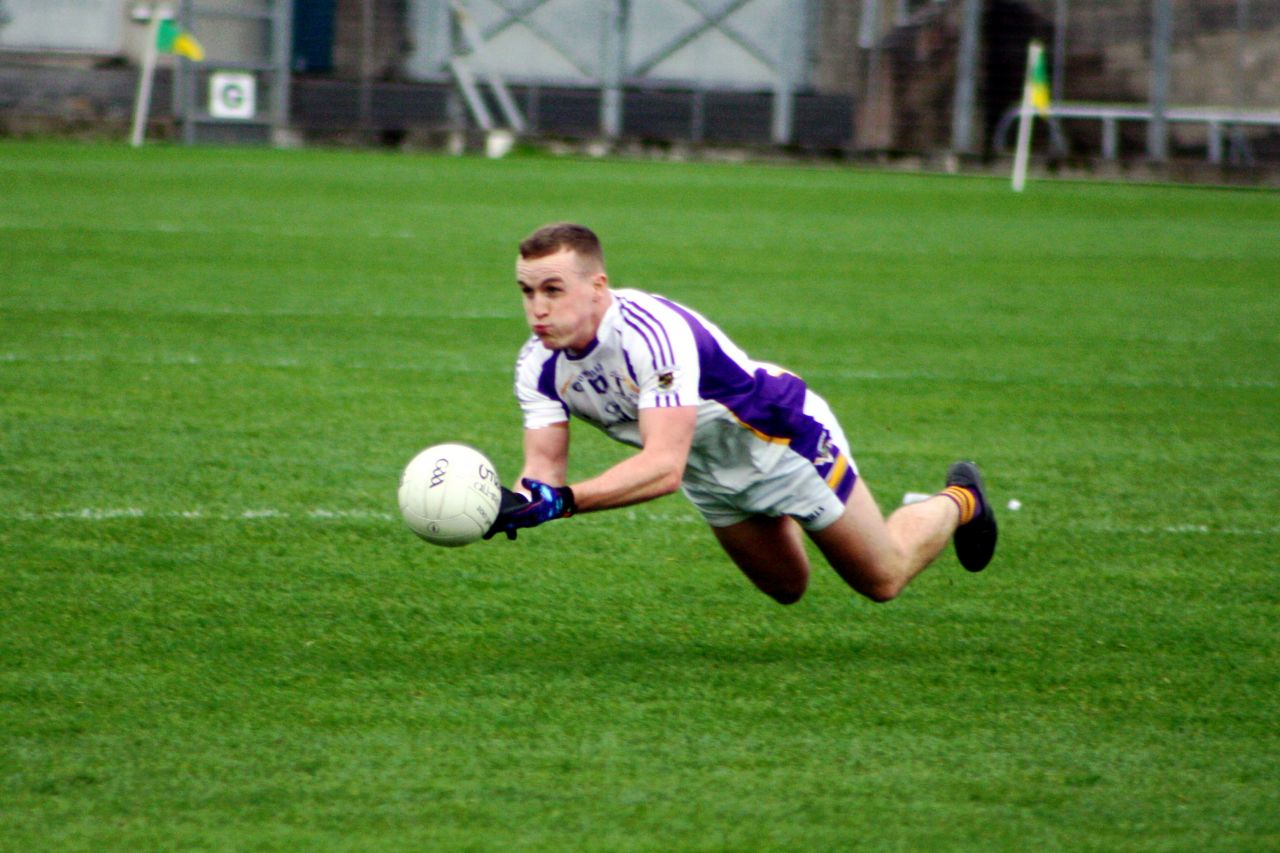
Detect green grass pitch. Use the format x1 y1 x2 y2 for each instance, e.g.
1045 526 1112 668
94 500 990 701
1 140 1277 850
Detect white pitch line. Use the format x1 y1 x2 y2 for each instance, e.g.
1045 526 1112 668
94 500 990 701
1079 522 1280 537
806 367 1278 391
2 352 1274 390
0 303 513 320
0 352 504 374
0 219 420 242
3 508 397 523
3 508 1277 537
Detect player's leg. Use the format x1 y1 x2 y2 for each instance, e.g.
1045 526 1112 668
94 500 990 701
807 476 960 602
711 515 812 605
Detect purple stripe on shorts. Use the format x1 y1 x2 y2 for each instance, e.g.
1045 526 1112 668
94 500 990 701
814 448 858 503
834 465 857 503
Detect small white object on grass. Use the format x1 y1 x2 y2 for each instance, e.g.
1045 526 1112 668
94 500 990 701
902 492 932 505
485 129 515 159
1007 499 1022 511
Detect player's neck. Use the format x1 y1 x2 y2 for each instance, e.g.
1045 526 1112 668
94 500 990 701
566 289 613 357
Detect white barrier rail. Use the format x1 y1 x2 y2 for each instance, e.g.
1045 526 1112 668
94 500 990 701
994 102 1280 164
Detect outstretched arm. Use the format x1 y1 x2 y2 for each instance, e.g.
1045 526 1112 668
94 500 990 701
483 424 568 540
490 407 696 539
518 423 570 492
569 406 697 512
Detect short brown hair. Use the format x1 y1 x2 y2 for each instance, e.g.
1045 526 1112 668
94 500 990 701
519 222 604 267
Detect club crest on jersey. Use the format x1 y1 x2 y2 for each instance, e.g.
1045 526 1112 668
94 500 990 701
657 371 675 391
815 433 835 466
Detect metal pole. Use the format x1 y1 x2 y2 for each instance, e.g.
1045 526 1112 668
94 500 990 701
179 0 196 144
771 0 803 145
600 0 627 138
1229 0 1251 164
1011 40 1040 192
1147 0 1172 162
856 0 883 150
272 0 293 140
950 0 982 154
130 13 163 147
1053 0 1067 102
856 0 877 50
360 0 374 129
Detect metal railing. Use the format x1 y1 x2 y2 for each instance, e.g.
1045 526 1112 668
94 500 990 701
994 102 1280 165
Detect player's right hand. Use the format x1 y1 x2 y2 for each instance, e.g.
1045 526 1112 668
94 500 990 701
483 487 530 540
484 480 576 540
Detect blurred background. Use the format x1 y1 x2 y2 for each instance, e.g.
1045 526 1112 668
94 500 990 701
2 0 1277 181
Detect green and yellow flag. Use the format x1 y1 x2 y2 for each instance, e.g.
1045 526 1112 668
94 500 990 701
1028 40 1050 116
157 19 205 61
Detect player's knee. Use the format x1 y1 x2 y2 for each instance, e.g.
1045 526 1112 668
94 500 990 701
861 580 902 604
755 574 808 605
835 560 906 603
768 585 806 605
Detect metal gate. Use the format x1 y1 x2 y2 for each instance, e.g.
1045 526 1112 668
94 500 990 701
404 0 814 142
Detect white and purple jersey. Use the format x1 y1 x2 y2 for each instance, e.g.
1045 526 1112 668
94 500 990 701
515 288 857 527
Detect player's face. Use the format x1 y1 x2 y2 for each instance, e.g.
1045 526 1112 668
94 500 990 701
517 248 607 353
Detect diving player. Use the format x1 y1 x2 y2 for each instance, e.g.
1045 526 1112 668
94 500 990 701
486 223 997 604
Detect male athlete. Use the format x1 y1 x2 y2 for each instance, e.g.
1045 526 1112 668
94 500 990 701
486 223 997 604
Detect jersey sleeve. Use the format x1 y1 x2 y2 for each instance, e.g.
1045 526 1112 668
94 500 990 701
620 298 702 410
514 338 569 430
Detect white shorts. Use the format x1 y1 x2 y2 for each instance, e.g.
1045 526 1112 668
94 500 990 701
679 389 859 532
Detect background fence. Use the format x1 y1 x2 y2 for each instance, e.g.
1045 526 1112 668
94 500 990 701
1 0 1277 171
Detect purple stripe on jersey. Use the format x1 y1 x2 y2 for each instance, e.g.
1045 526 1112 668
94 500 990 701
537 350 569 417
622 347 639 385
650 295 832 467
619 303 664 369
620 298 675 366
621 314 661 370
620 299 678 370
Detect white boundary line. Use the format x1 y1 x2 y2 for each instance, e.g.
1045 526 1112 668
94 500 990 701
2 507 1277 536
0 302 512 319
4 508 396 523
2 352 1274 390
0 352 503 374
806 367 1278 391
0 219 421 242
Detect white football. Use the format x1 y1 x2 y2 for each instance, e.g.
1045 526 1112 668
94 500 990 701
398 443 502 547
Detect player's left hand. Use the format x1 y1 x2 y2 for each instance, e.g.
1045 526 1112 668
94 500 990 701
484 478 576 540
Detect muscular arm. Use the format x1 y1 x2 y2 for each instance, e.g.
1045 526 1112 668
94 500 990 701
518 423 570 492
567 406 697 513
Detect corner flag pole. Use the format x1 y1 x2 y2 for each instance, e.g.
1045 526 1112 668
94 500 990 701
130 13 163 147
1011 40 1046 193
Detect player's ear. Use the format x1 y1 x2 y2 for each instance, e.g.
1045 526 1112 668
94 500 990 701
593 272 609 292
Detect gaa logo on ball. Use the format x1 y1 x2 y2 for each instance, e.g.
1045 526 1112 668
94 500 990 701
398 443 501 546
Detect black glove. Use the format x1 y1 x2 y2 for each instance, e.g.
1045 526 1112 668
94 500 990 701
483 479 576 541
484 486 531 540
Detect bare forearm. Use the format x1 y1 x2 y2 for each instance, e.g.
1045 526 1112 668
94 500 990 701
519 408 694 513
570 451 683 512
518 424 569 495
